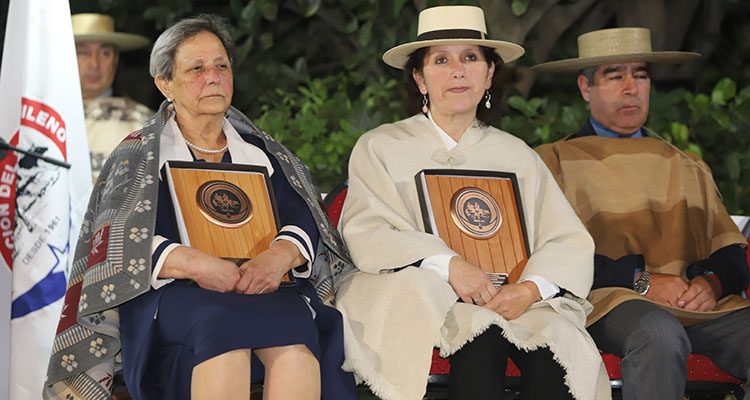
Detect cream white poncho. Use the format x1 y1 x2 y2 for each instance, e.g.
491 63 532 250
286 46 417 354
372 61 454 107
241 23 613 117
337 114 611 400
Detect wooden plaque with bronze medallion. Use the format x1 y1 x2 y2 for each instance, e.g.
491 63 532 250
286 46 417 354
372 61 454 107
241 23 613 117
161 160 294 285
415 169 530 286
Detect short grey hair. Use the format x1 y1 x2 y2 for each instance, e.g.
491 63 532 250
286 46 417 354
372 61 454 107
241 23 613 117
580 66 599 85
579 64 651 85
149 14 235 79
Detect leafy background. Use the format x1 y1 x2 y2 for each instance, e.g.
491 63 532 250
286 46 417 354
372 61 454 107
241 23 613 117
1 0 748 210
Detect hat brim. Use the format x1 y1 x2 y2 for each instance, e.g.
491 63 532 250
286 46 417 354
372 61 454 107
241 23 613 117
75 32 150 51
382 38 525 69
532 51 700 73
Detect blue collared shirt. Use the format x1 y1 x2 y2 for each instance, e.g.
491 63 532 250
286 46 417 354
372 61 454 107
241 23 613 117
590 116 643 138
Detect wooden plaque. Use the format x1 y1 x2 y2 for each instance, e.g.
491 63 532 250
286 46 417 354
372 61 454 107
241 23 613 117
415 169 530 285
161 161 294 284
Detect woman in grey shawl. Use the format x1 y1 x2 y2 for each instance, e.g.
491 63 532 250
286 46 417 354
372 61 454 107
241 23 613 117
44 15 356 400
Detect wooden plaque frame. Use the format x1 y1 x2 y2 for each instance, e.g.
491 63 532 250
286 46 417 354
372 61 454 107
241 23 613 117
161 161 294 284
415 169 530 285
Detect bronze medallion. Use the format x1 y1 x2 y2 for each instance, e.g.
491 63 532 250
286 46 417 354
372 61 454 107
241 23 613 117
196 180 253 228
450 187 502 239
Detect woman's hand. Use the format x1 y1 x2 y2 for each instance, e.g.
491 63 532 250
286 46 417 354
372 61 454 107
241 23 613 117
160 246 241 292
448 256 498 305
235 240 305 295
484 281 541 321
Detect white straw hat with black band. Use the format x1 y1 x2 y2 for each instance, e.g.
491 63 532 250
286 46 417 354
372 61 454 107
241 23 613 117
72 13 150 51
382 5 525 70
532 27 700 73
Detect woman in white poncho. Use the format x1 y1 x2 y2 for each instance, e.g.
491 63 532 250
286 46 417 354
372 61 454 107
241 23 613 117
335 5 611 400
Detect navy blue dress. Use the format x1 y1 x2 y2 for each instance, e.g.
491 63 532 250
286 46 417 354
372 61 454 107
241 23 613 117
118 135 357 399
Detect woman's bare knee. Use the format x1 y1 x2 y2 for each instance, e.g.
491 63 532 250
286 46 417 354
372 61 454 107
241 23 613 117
191 349 252 400
255 344 320 400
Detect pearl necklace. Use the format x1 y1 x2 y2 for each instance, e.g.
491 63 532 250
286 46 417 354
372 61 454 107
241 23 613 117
184 139 228 154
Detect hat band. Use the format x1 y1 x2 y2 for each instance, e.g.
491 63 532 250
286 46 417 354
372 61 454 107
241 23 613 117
417 29 484 41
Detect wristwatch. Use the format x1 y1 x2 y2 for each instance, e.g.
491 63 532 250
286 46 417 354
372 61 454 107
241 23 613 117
634 271 650 296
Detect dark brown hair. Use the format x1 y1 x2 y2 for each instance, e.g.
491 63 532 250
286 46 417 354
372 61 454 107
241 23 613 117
402 45 504 126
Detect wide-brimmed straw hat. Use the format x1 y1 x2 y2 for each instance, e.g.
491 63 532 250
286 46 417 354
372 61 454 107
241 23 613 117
72 13 150 51
532 27 699 73
382 5 525 70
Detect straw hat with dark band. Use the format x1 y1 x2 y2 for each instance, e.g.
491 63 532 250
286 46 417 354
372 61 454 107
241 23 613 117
72 13 150 51
382 6 525 69
532 27 700 73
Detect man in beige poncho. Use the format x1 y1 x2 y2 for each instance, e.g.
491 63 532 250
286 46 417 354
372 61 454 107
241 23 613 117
336 5 611 400
534 27 750 400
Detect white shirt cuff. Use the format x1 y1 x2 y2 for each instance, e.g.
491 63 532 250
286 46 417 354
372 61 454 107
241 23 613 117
419 252 458 282
271 226 314 279
151 235 179 289
520 275 560 300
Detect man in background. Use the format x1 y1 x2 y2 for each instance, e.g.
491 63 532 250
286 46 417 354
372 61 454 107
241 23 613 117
73 13 153 181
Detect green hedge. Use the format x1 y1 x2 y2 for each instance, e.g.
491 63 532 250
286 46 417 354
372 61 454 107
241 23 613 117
256 75 750 214
255 73 402 192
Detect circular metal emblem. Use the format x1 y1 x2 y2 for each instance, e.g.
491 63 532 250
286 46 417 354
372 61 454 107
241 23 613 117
450 187 502 239
196 180 253 228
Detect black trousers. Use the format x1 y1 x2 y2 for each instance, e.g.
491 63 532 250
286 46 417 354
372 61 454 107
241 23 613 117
448 325 573 400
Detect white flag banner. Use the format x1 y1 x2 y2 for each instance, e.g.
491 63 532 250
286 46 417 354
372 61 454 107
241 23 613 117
0 0 93 398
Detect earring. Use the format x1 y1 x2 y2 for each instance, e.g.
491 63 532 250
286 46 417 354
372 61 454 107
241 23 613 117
484 91 491 109
421 94 429 114
166 97 172 103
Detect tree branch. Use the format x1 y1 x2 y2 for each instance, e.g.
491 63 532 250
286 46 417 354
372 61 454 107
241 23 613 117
479 0 560 43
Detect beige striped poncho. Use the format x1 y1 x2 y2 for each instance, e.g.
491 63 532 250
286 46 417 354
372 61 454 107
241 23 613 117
536 134 750 326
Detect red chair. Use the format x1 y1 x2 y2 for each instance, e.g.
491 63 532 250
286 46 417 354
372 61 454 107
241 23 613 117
324 182 746 398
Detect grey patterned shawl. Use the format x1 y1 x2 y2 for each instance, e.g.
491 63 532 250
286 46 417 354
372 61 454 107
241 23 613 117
43 101 354 399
